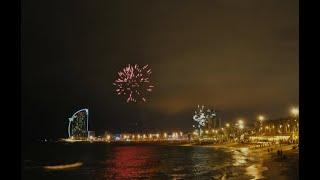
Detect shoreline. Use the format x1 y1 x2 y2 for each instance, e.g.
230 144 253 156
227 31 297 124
197 142 299 179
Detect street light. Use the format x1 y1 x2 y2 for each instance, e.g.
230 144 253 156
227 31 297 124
258 115 265 122
291 107 299 117
226 123 230 127
289 107 299 143
238 119 244 130
237 121 244 143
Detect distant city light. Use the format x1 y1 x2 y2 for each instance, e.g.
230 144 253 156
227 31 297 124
164 133 167 138
63 106 299 146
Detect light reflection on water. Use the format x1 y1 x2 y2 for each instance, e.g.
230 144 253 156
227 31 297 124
103 146 159 179
232 147 249 166
22 143 294 180
230 147 269 180
246 164 268 180
101 145 235 179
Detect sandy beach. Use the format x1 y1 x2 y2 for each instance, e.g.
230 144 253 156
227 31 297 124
261 146 299 180
221 143 299 180
182 142 299 179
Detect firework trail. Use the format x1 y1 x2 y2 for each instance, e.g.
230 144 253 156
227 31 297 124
113 64 154 103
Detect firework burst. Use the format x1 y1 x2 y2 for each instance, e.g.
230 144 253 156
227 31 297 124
113 64 154 103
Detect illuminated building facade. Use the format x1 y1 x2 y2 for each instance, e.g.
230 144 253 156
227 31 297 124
68 108 89 139
253 117 299 142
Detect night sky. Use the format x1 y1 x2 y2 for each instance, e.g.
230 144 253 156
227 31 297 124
22 0 299 139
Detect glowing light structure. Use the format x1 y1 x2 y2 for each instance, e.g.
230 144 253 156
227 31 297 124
113 64 154 103
68 109 89 139
193 105 216 136
193 105 207 127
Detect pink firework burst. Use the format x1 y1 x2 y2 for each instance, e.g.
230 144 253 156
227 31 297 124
113 64 154 103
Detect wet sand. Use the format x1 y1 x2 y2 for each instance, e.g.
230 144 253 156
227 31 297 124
261 147 299 180
222 143 298 180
